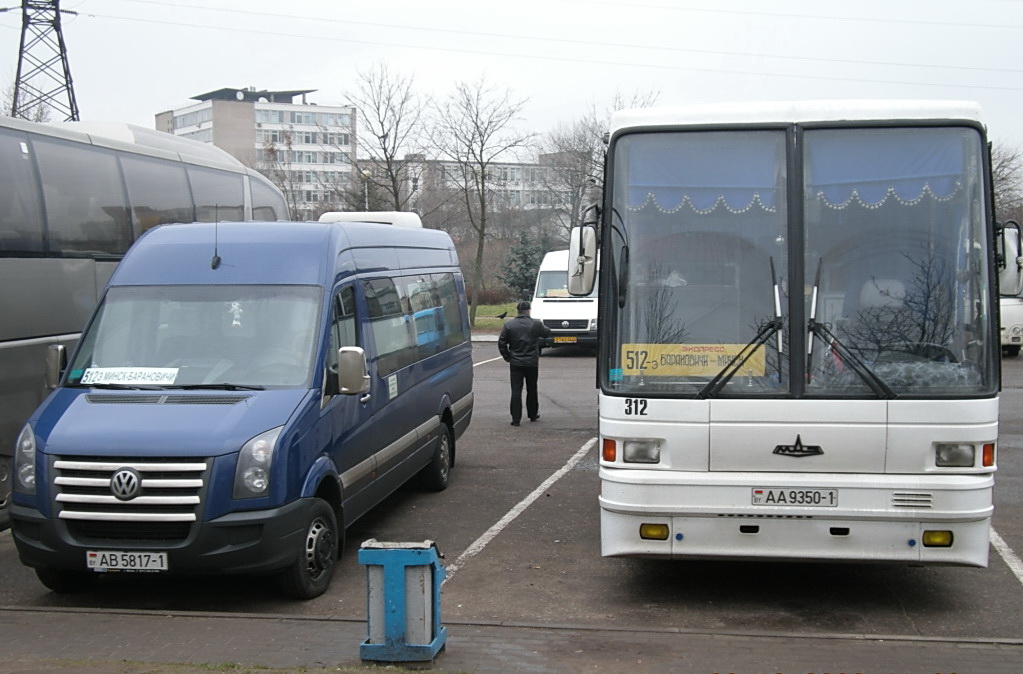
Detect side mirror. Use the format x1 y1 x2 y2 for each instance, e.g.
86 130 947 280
999 220 1023 297
337 346 370 394
45 343 67 390
568 223 597 296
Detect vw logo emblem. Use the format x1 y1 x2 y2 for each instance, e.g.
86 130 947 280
110 468 141 501
561 320 570 328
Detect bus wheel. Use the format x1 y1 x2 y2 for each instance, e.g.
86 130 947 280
279 499 339 600
418 423 453 492
35 567 97 593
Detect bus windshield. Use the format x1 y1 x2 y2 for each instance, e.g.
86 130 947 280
606 125 995 399
66 285 322 389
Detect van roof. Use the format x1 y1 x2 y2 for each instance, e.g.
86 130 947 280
110 221 455 287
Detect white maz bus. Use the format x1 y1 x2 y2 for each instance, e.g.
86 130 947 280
569 101 1015 567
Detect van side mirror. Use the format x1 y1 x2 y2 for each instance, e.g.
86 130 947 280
568 224 597 296
337 346 370 394
45 344 67 390
999 220 1023 296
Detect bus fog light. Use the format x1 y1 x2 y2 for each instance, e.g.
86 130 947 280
623 440 660 463
639 523 670 540
922 530 954 547
935 443 974 467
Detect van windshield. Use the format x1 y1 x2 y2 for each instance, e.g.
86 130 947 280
536 270 597 298
65 285 322 388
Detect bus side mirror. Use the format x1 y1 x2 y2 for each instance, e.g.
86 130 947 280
568 223 597 296
45 344 66 390
999 220 1023 296
337 346 370 394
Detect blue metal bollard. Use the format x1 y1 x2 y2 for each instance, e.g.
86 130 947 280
359 539 447 663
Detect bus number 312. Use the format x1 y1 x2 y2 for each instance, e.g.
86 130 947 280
624 399 648 416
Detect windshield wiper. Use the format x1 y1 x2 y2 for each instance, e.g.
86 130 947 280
167 383 266 391
696 316 783 399
805 259 895 399
807 320 895 399
697 258 784 399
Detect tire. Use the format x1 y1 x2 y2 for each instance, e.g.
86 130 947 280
417 423 453 492
35 567 97 593
278 498 340 600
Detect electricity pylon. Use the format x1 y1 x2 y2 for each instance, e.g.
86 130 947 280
11 0 79 121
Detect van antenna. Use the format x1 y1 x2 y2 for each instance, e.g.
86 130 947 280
211 212 221 269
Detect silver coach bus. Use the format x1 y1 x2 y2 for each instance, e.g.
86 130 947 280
0 116 290 529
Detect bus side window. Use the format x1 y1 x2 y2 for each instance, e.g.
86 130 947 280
188 165 244 222
121 155 194 236
0 128 45 253
34 137 131 255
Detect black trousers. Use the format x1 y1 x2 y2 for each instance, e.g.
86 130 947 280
509 364 539 422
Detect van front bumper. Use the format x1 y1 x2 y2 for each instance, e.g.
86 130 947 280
10 498 315 576
540 330 598 348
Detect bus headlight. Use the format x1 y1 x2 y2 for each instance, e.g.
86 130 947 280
934 443 975 467
14 424 37 493
623 439 661 463
234 426 282 499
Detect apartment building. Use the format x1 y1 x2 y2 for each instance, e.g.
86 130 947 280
155 87 357 219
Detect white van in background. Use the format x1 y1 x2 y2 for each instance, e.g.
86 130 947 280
531 249 598 350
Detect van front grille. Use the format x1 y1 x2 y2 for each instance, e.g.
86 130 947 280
53 456 209 538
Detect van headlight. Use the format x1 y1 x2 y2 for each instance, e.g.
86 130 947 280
233 427 282 499
14 424 37 494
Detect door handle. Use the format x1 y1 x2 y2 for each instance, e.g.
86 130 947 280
360 394 372 404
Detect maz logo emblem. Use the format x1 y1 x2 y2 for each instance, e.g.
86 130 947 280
110 468 141 500
773 435 823 458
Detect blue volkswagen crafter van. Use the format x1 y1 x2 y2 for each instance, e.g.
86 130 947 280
10 216 473 599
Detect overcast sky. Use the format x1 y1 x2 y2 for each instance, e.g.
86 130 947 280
2 0 1023 147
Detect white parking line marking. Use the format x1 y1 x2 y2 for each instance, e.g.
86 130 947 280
473 356 504 368
991 528 1023 588
444 436 597 582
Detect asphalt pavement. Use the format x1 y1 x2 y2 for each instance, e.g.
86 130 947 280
2 604 1022 674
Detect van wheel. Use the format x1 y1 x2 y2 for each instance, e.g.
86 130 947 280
279 499 340 600
35 567 97 593
418 424 453 492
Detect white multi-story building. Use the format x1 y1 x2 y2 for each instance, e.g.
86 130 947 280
156 87 357 219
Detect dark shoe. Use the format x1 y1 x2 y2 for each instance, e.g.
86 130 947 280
510 420 520 426
529 415 540 422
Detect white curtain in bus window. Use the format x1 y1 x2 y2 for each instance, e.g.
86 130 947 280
0 128 45 254
187 165 244 222
120 155 194 235
33 138 131 255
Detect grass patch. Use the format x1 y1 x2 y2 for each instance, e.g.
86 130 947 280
472 302 519 332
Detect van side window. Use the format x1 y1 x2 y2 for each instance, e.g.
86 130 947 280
328 286 358 376
364 277 414 376
406 272 467 356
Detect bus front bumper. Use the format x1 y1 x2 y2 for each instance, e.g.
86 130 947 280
599 469 993 567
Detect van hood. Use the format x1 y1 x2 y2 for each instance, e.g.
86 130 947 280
33 388 312 458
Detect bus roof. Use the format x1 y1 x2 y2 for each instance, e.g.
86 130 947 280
611 100 984 134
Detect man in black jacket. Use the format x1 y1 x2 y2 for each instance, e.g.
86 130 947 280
497 301 552 426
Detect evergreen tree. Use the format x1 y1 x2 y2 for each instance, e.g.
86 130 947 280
498 230 546 298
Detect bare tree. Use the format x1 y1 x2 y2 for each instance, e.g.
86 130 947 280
3 81 51 122
992 141 1023 223
537 90 660 240
344 63 427 211
431 76 534 324
259 131 303 218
